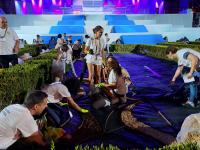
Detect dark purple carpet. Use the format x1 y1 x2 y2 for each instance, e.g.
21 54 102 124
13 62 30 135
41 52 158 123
64 53 200 149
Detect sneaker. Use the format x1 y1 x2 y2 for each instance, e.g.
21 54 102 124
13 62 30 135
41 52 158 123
182 101 195 108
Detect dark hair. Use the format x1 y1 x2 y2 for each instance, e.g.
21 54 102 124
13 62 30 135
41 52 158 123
57 34 62 38
50 36 56 40
107 56 122 76
85 35 90 38
105 33 108 36
166 46 178 55
23 90 47 108
61 44 69 52
52 69 63 80
93 25 103 34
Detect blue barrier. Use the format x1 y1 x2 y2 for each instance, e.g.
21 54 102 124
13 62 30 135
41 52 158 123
121 34 165 44
57 20 85 25
108 20 135 25
112 25 148 33
105 15 128 21
62 15 85 21
41 35 83 44
49 26 84 34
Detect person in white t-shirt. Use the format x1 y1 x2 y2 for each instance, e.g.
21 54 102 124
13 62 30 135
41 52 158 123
0 16 19 68
0 90 48 149
35 34 43 45
42 70 88 113
176 113 200 144
56 44 77 77
104 33 110 54
101 56 127 104
166 46 200 107
55 34 65 50
84 25 105 85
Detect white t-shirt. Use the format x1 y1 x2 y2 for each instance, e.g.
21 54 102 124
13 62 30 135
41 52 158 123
86 38 105 55
45 82 71 103
85 38 105 65
0 27 19 55
0 104 38 149
108 69 126 95
55 38 63 49
177 48 200 67
177 113 200 144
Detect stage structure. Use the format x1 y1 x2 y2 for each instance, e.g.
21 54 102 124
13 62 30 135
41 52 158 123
13 0 167 14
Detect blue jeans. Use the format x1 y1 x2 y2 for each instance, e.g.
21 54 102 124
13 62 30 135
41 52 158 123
185 82 198 103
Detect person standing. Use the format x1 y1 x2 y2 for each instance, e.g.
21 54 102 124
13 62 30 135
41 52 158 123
84 25 105 85
105 33 110 54
0 16 19 68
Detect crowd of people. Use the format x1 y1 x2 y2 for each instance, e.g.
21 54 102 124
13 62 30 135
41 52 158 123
1 16 200 149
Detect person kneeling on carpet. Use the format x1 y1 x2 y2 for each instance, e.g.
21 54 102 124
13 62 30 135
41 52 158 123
97 56 127 105
42 70 89 114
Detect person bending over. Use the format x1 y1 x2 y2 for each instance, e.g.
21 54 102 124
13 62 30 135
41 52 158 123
166 46 200 107
0 90 48 150
42 71 88 113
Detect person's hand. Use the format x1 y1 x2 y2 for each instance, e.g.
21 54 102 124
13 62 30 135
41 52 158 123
169 80 175 85
13 129 22 140
187 72 193 79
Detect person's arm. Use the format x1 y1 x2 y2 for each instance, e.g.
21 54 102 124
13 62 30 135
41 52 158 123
23 131 46 146
171 66 183 82
187 53 199 78
13 39 20 53
104 82 117 89
62 97 81 112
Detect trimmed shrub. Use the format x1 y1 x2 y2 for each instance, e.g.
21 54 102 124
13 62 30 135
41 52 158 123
158 142 199 150
158 42 200 52
75 144 120 150
0 55 53 110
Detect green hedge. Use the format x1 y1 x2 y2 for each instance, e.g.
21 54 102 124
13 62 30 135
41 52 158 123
112 44 169 60
18 44 49 57
158 42 200 51
0 50 55 110
74 142 199 150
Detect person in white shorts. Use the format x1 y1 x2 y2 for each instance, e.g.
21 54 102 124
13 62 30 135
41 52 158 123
84 25 105 85
0 90 48 149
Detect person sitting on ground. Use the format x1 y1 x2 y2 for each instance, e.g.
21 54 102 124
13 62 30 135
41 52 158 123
100 56 127 104
166 46 200 107
42 70 88 113
0 90 48 150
